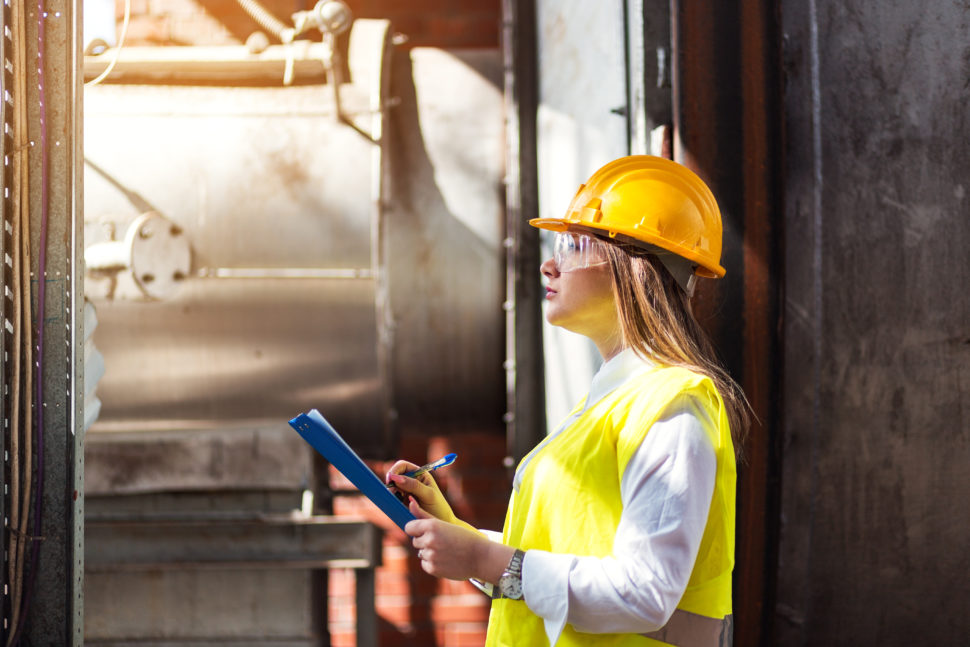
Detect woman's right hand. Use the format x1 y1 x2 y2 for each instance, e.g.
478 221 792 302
386 460 459 525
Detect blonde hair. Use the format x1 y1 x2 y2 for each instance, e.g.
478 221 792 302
604 241 750 459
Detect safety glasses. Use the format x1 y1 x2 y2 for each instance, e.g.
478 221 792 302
553 232 609 272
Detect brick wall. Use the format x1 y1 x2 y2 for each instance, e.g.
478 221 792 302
330 431 511 646
114 0 500 48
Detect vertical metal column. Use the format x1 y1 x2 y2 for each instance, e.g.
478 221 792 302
0 0 12 636
624 0 672 156
502 0 546 465
671 1 782 645
23 0 84 643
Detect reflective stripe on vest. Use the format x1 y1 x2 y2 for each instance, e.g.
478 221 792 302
642 610 733 647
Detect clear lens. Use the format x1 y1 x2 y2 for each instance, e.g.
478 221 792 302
553 232 608 272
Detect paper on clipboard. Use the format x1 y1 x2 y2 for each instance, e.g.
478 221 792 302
289 409 416 532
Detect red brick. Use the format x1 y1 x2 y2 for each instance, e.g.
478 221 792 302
428 432 507 465
329 460 389 491
328 568 356 598
379 600 430 625
381 573 437 598
329 605 355 625
437 624 490 647
438 578 486 597
381 543 416 569
432 598 491 624
375 569 415 596
332 494 411 540
329 630 355 647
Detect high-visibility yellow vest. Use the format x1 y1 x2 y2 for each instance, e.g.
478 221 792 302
485 366 736 647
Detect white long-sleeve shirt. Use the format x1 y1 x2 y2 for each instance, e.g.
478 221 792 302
510 349 717 645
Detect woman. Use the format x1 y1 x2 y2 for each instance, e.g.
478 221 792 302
387 155 749 646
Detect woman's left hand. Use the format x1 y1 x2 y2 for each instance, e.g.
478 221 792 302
405 498 515 583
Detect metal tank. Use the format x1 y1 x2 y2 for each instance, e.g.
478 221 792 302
82 18 508 457
83 19 395 455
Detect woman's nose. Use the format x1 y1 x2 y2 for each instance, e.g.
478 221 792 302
540 257 559 278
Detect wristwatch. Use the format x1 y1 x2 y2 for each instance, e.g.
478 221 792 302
496 549 526 600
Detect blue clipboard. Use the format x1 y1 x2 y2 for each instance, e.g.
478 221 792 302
289 409 416 532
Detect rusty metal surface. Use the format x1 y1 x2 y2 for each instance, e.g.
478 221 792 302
776 1 970 645
671 2 781 645
734 2 783 646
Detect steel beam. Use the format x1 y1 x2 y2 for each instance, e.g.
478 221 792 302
15 0 86 644
85 516 381 571
502 0 546 465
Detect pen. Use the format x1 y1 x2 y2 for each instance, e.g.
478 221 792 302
387 453 457 487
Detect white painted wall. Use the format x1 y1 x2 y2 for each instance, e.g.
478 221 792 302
534 0 629 431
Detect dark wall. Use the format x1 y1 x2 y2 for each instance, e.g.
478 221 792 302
776 2 970 644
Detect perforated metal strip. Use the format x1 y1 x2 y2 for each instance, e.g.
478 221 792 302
0 0 14 636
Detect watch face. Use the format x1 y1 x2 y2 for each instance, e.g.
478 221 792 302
499 573 523 600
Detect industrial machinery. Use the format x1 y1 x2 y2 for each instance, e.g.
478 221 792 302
83 9 394 453
80 2 506 643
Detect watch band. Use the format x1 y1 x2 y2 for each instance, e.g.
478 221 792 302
506 548 525 577
494 549 526 599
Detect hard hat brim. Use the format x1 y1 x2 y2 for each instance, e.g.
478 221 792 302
529 217 725 279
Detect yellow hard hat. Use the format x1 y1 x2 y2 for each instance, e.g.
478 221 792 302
529 155 725 278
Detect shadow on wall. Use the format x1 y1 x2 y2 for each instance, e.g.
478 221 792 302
384 46 507 433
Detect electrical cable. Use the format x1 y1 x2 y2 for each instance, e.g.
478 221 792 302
85 0 130 87
9 0 49 642
4 0 32 642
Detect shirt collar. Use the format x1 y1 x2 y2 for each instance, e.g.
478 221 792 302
512 348 657 492
584 348 655 413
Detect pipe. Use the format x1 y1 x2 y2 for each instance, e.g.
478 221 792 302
234 0 294 43
85 0 130 86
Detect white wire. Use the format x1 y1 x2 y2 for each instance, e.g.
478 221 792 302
86 0 131 86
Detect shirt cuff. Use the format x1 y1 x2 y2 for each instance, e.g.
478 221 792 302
522 549 575 646
479 529 503 543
